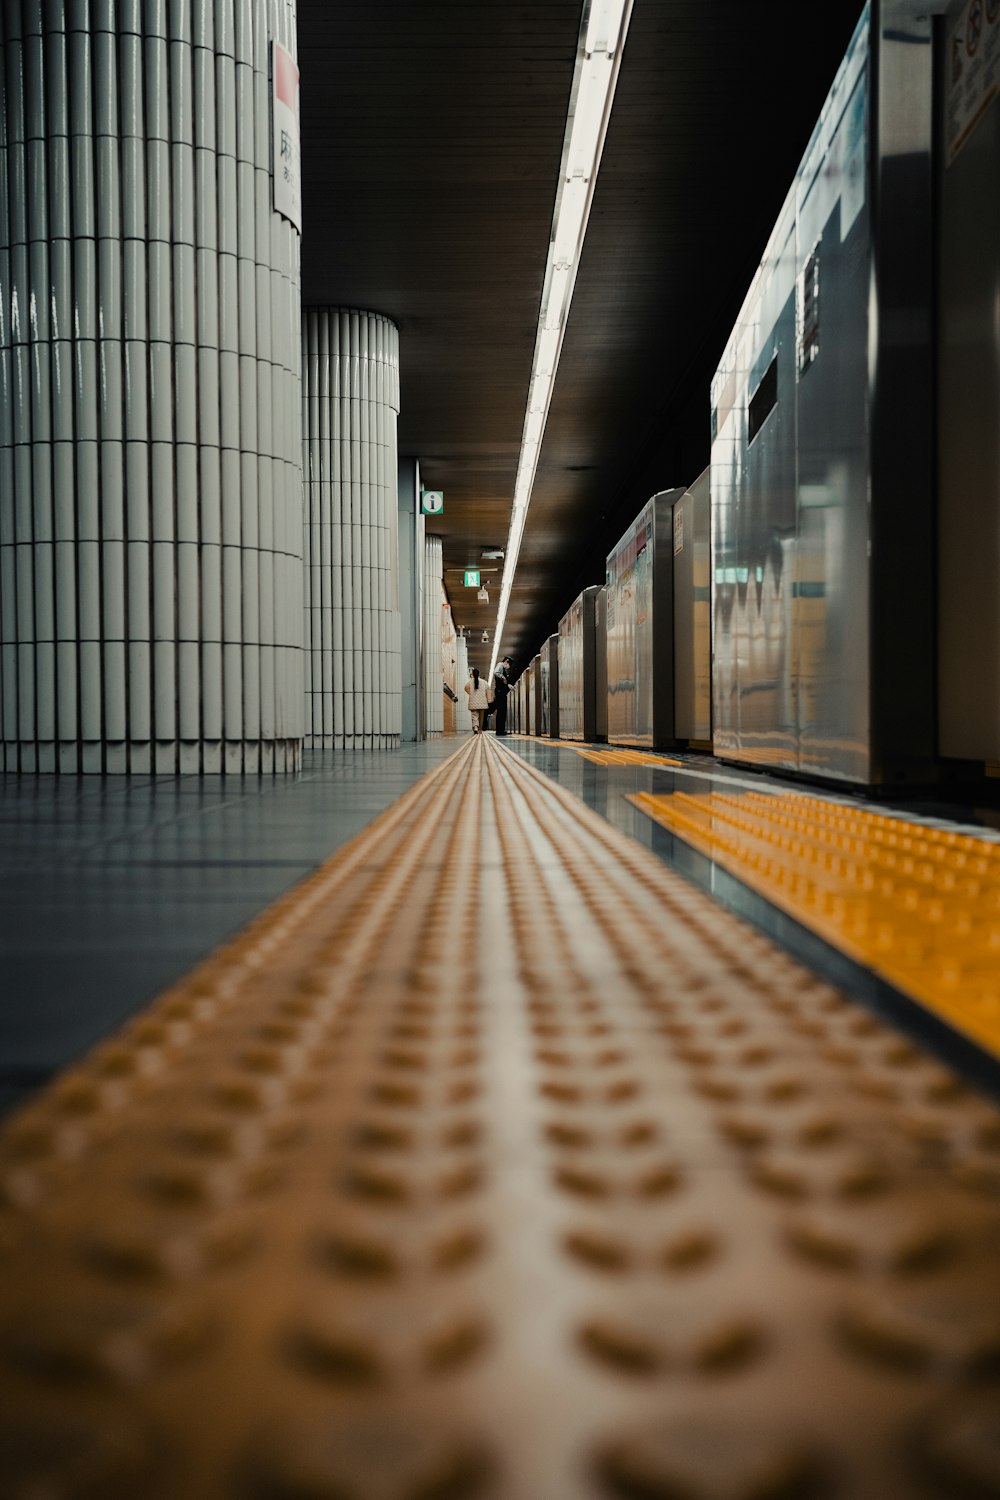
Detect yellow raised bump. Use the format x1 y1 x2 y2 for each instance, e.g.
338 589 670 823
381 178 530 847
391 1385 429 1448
631 789 1000 1058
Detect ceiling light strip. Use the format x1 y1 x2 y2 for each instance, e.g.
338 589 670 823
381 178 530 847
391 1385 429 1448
489 0 633 678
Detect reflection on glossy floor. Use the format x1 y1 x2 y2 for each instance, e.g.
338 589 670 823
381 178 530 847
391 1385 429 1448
0 742 460 1117
2 736 1000 1498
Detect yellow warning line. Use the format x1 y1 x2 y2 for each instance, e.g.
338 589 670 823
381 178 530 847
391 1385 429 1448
2 738 999 1494
578 747 685 768
632 787 1000 1057
511 737 684 769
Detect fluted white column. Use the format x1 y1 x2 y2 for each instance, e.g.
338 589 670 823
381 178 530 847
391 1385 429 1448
442 595 457 734
301 308 401 749
0 0 303 774
423 534 443 736
455 633 469 731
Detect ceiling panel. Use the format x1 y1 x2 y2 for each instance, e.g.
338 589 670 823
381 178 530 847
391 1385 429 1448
299 1 866 678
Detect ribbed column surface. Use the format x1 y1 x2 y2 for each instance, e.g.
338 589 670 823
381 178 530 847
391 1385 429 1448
443 600 457 734
424 534 444 736
0 0 303 774
456 634 469 720
301 308 401 750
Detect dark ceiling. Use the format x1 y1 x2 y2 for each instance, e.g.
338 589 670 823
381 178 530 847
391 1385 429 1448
299 1 866 676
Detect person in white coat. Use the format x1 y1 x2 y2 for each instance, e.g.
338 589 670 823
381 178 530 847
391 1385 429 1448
464 667 490 733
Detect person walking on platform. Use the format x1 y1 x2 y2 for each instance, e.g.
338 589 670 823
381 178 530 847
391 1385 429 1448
492 657 512 736
464 667 490 733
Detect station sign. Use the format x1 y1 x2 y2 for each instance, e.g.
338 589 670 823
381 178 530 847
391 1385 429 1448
421 490 444 515
464 570 481 587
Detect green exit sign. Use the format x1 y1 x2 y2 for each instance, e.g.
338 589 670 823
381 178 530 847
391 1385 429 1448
464 570 481 587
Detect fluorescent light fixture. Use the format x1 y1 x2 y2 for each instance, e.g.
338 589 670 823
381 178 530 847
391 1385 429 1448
585 0 626 57
565 68 607 179
524 410 545 447
543 263 573 328
529 372 552 411
490 0 632 679
536 326 561 374
552 176 588 265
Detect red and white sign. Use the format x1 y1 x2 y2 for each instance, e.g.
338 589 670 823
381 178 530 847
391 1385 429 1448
273 41 301 232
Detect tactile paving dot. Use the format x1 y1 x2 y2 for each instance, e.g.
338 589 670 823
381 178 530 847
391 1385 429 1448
0 1410 157 1499
3 1295 221 1387
594 1419 827 1500
661 1228 720 1272
951 1154 1000 1195
342 1165 411 1205
912 1395 1000 1499
352 1120 416 1154
315 1228 401 1280
239 1413 493 1500
421 1310 490 1373
619 1120 660 1149
838 1285 1000 1375
785 1205 957 1274
750 1151 892 1202
199 1214 263 1271
579 1315 662 1375
81 1227 191 1283
555 1164 614 1200
578 1300 764 1378
564 1227 634 1272
437 1161 486 1200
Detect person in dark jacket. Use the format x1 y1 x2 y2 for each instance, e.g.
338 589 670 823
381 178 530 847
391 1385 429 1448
492 657 511 736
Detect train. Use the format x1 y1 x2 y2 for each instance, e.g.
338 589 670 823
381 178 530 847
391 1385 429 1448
511 0 1000 789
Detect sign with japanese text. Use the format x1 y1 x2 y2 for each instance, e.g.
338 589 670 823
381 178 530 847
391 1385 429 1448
273 42 301 231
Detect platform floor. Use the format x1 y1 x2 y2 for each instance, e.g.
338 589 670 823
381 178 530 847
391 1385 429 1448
0 741 459 1117
2 734 1000 1498
507 738 1000 1096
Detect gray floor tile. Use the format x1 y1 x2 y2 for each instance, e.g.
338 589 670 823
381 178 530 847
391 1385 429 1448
0 740 460 1117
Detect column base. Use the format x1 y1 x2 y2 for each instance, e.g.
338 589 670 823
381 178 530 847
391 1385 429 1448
1 740 303 776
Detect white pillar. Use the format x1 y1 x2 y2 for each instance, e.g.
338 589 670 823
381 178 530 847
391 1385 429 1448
301 308 401 749
442 592 457 734
423 534 444 735
0 0 303 774
456 633 469 732
397 457 425 743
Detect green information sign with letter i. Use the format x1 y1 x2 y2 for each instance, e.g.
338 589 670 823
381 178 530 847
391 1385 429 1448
421 490 444 515
464 570 481 588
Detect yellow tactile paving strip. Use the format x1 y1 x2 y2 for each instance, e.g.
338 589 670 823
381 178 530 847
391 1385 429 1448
511 736 684 769
2 739 1000 1498
632 788 1000 1060
574 747 685 768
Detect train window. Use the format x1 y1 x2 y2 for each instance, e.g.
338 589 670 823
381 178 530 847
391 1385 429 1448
747 355 778 445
